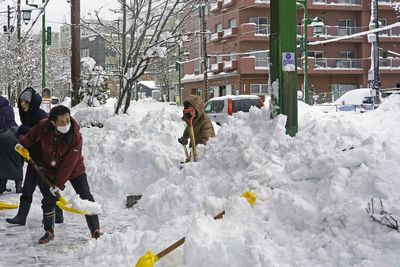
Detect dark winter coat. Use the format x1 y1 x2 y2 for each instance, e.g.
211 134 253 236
17 87 47 162
17 87 47 136
0 97 22 182
0 128 23 182
181 95 215 146
0 96 17 131
20 117 85 190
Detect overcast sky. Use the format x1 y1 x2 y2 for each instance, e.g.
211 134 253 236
0 0 120 34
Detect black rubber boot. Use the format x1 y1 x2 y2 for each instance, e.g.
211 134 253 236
39 213 55 244
85 215 101 239
15 181 22 193
55 205 64 224
5 201 31 225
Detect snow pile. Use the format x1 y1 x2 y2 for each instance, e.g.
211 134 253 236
74 96 400 266
72 99 185 209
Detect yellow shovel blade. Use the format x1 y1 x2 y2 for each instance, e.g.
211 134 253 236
0 201 19 210
56 197 88 215
135 251 158 267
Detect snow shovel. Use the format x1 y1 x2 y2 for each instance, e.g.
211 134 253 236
14 144 88 215
0 201 19 210
183 107 197 162
134 191 256 267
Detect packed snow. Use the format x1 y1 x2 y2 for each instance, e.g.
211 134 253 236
1 95 400 266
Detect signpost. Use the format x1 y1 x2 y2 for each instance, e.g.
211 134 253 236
41 87 51 113
270 0 298 136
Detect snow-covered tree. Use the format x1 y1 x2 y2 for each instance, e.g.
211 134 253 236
84 0 201 114
80 57 109 106
0 36 41 105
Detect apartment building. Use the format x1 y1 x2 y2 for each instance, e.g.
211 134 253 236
182 0 400 102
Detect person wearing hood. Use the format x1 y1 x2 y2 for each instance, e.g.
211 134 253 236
18 105 100 244
6 87 64 225
178 95 215 147
0 96 23 194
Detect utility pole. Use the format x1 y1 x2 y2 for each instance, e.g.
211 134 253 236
200 4 209 103
121 0 126 98
177 45 183 105
7 5 11 41
17 0 21 41
71 0 80 106
41 0 46 89
368 0 380 105
270 0 298 136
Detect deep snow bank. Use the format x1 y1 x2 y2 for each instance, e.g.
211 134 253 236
78 96 400 267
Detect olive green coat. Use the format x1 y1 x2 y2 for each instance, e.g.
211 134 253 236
181 95 215 146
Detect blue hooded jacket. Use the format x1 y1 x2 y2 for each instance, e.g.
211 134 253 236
0 96 17 131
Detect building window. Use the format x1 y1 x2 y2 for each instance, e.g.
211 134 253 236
250 84 268 95
253 51 268 68
338 19 356 35
249 17 269 35
338 51 355 58
80 48 89 57
331 84 357 101
229 53 237 61
105 47 117 57
228 19 236 28
194 59 201 75
105 64 116 72
216 24 223 32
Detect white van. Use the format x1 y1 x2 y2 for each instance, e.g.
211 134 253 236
204 95 264 125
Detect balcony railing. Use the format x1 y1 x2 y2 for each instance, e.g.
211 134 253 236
380 58 400 69
312 26 365 38
313 0 362 5
378 0 400 5
222 0 236 7
223 27 237 38
313 58 363 69
210 32 222 41
378 27 400 37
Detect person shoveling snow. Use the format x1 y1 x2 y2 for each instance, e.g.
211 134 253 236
15 105 102 244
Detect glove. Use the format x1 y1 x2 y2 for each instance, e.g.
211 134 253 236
178 136 188 145
49 186 61 197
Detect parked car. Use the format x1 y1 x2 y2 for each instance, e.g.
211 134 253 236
204 95 264 125
380 88 400 99
51 96 60 105
333 88 379 112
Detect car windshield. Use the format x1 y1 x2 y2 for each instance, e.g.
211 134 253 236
204 100 224 113
51 98 60 104
232 98 261 113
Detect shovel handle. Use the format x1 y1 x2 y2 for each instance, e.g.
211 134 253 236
156 210 225 260
15 144 58 197
188 126 197 162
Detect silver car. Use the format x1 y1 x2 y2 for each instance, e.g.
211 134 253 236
204 95 263 125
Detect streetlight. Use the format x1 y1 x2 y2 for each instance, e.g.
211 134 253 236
297 0 323 104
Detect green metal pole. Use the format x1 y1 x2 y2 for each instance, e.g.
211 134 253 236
270 0 298 136
41 0 46 89
302 1 309 104
178 45 183 105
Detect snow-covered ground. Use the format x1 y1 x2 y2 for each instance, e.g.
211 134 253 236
1 96 400 266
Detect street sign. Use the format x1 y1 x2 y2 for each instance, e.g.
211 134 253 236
282 52 295 72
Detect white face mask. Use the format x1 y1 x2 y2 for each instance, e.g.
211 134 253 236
57 123 71 134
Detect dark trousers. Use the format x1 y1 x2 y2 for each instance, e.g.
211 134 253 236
20 165 41 203
39 173 99 232
39 173 95 214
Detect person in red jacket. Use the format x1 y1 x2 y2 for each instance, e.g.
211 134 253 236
19 105 100 244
